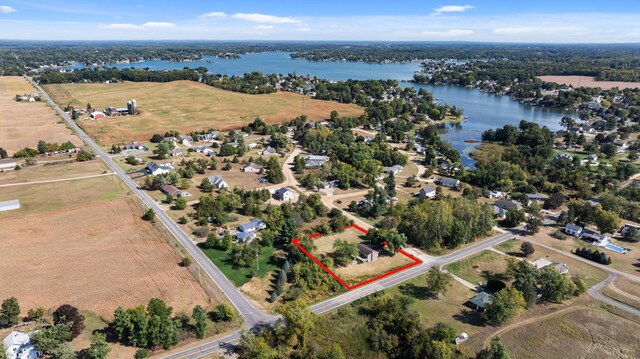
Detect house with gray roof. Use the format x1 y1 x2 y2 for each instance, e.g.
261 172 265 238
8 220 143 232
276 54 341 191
242 162 263 173
0 158 18 170
418 185 437 199
146 162 173 176
207 175 229 189
238 219 266 233
357 243 378 262
467 292 492 311
437 177 460 188
384 165 403 176
305 155 329 168
236 231 256 243
564 223 583 237
262 146 277 156
495 199 523 211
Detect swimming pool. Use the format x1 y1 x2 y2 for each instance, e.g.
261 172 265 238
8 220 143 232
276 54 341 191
604 243 627 254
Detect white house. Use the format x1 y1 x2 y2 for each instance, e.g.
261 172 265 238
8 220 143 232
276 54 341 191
238 219 267 232
564 223 583 237
207 175 229 189
418 185 437 199
305 155 329 168
146 162 174 176
262 146 277 156
274 187 294 201
242 162 263 173
384 165 403 176
4 331 42 359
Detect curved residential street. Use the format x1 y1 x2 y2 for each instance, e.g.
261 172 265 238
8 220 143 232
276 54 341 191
31 76 640 359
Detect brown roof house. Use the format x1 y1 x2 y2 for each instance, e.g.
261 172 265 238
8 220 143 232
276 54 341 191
357 243 379 263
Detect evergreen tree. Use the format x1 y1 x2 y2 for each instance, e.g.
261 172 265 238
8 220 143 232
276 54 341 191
0 297 20 328
191 305 207 339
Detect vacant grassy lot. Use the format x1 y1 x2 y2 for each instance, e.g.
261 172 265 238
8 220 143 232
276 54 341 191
0 160 110 185
45 81 364 144
538 75 640 90
500 308 640 358
0 76 82 155
445 250 510 285
0 196 210 318
313 227 365 255
201 245 280 287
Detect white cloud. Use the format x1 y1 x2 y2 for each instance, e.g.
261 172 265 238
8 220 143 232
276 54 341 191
434 5 474 14
199 11 227 19
296 27 311 32
231 13 299 24
255 25 274 30
104 22 175 30
422 29 474 36
0 5 17 13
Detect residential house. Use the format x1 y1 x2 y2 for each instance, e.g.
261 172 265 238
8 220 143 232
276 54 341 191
555 153 573 161
0 200 20 212
581 229 609 245
621 223 640 235
238 219 267 233
467 292 492 311
564 223 583 237
274 187 294 201
4 331 42 359
384 165 403 176
418 185 437 200
236 231 256 243
146 162 173 176
169 148 183 157
526 193 549 203
437 177 460 188
585 154 598 162
532 258 569 275
194 146 208 153
262 146 277 156
202 131 220 141
414 144 426 154
207 175 229 189
305 155 329 168
357 243 379 262
0 158 17 169
492 205 507 220
179 135 193 146
494 199 523 211
161 185 182 198
242 162 263 173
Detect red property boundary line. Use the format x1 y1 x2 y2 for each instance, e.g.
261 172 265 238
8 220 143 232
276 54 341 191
291 224 422 290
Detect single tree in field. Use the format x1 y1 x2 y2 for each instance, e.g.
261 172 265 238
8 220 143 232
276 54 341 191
520 242 535 257
0 297 20 328
191 305 207 339
85 333 111 359
425 267 452 298
53 304 85 340
142 208 155 222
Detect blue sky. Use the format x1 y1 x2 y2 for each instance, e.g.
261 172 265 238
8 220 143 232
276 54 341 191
1 1 640 42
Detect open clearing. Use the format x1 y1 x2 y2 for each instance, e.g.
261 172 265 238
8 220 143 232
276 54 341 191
538 75 640 90
445 250 509 286
500 308 640 358
44 81 364 144
0 76 82 155
0 172 211 318
0 160 111 185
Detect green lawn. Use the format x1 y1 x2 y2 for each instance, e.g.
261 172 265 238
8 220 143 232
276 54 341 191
201 245 280 287
444 250 510 286
495 238 520 253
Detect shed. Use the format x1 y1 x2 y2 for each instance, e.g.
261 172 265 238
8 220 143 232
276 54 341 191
0 200 20 212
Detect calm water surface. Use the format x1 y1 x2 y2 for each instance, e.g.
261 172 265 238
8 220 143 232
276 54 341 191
67 52 573 167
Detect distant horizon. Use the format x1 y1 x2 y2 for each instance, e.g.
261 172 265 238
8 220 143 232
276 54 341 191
1 1 640 43
1 39 640 46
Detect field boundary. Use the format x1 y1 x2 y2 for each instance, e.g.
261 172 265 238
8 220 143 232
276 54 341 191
292 224 422 290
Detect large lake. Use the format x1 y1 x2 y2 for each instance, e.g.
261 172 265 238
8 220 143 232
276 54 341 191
66 52 573 167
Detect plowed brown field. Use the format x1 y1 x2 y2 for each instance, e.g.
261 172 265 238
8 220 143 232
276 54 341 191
0 198 210 318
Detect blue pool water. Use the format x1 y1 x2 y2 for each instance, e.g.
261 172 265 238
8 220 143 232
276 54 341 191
604 243 627 254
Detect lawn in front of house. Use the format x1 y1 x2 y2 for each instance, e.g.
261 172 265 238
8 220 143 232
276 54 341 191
200 244 280 287
444 250 510 286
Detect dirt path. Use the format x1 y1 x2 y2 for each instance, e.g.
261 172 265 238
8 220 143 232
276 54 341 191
483 305 591 347
0 172 115 187
609 282 640 302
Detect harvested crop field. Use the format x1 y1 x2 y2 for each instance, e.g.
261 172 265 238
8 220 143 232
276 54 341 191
44 81 364 144
538 75 640 90
500 308 640 359
0 76 82 155
0 197 210 318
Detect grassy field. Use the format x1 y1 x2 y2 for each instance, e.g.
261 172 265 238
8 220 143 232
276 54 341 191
500 308 640 358
200 245 280 287
444 250 510 285
0 76 82 155
0 159 111 185
44 81 364 144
